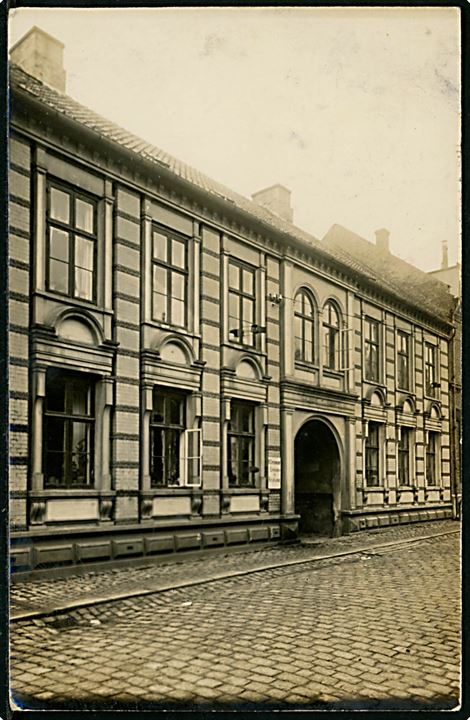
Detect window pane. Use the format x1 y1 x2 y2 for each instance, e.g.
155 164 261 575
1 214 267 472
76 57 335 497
166 429 181 485
75 268 93 301
151 428 164 486
75 236 94 271
50 187 70 224
49 259 69 294
171 298 185 327
44 417 65 486
172 272 185 301
75 198 94 233
168 396 183 425
46 374 66 412
172 239 185 269
228 263 240 290
153 231 167 262
229 292 239 329
228 436 238 485
242 269 254 296
304 340 313 363
303 293 314 318
153 265 167 294
50 227 69 261
71 421 91 485
243 297 254 325
153 292 166 322
68 380 92 416
304 319 313 346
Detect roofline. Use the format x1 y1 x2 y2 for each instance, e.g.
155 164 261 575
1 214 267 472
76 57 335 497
11 83 456 334
428 264 460 274
252 183 292 197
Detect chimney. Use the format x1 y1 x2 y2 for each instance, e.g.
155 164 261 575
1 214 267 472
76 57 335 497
375 228 390 253
251 184 293 224
10 26 66 93
441 240 449 269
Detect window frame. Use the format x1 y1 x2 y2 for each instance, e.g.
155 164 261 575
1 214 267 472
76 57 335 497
46 180 98 303
426 431 439 486
397 330 411 391
294 288 315 365
43 369 95 489
149 388 187 488
227 400 257 488
151 224 188 328
227 259 257 347
397 427 412 486
323 300 341 370
424 342 438 398
364 317 381 382
365 421 382 487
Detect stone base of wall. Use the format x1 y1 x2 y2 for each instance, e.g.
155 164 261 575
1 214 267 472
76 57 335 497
10 516 299 576
342 505 453 534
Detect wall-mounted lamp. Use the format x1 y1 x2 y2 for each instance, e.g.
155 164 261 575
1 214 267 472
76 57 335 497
267 292 283 305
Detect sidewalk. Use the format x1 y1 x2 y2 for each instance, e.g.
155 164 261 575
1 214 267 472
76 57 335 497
10 520 459 620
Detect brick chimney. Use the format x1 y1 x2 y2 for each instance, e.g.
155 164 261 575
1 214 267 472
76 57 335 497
441 240 449 269
10 26 66 93
375 228 390 253
251 184 293 224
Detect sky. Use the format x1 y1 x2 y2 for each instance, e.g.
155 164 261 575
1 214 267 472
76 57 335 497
9 7 461 272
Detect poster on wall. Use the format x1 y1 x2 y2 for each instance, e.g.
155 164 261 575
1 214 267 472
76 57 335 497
267 456 281 489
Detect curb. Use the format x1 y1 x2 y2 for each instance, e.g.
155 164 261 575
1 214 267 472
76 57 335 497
11 528 459 622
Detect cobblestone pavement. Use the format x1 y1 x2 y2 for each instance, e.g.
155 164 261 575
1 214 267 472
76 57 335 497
11 520 458 618
10 532 460 711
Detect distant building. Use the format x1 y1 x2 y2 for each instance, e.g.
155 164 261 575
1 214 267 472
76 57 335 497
8 27 459 574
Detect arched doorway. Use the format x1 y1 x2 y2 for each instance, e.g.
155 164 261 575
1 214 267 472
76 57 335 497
294 419 340 536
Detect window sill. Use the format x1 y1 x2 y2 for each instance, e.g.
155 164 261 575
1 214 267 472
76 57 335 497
143 487 202 495
294 360 319 371
363 486 384 492
323 368 344 378
225 487 259 494
30 489 114 498
34 289 112 315
146 320 200 340
226 341 265 356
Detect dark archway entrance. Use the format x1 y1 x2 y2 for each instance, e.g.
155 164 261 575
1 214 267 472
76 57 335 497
294 419 340 536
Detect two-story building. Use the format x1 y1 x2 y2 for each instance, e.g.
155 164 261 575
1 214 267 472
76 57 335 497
9 27 458 574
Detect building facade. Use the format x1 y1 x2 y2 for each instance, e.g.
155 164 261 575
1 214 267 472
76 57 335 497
9 28 458 574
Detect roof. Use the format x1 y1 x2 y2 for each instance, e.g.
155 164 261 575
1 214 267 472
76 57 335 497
10 62 455 327
322 224 455 324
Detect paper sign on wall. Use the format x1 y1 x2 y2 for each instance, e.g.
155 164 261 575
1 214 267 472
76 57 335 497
268 456 281 489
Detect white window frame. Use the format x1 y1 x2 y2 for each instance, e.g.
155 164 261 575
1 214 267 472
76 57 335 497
181 428 202 487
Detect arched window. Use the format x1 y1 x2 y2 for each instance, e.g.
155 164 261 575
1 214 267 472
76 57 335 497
323 301 341 370
294 289 315 363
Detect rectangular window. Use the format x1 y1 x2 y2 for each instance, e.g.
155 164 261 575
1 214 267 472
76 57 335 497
228 400 256 487
152 227 187 327
426 432 439 486
44 369 95 488
365 421 381 487
398 428 412 485
397 331 410 391
228 260 256 347
364 318 380 382
47 182 97 302
150 389 186 487
424 343 437 397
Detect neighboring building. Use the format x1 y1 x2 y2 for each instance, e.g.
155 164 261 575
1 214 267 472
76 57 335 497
428 243 461 518
9 27 458 574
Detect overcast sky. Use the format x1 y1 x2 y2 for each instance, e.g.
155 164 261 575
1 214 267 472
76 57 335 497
9 7 461 272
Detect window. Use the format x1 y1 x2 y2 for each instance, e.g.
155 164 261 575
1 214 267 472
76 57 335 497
398 428 412 485
47 182 97 302
424 343 437 397
294 290 315 363
397 331 410 391
365 422 381 487
364 318 380 382
228 261 256 346
228 401 256 487
150 390 186 487
44 369 95 488
323 301 340 369
426 432 439 486
152 227 187 327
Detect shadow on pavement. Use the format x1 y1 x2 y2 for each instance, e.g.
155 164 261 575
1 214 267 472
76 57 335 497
12 692 459 713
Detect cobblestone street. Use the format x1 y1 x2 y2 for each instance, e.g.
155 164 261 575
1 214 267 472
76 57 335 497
10 527 460 711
